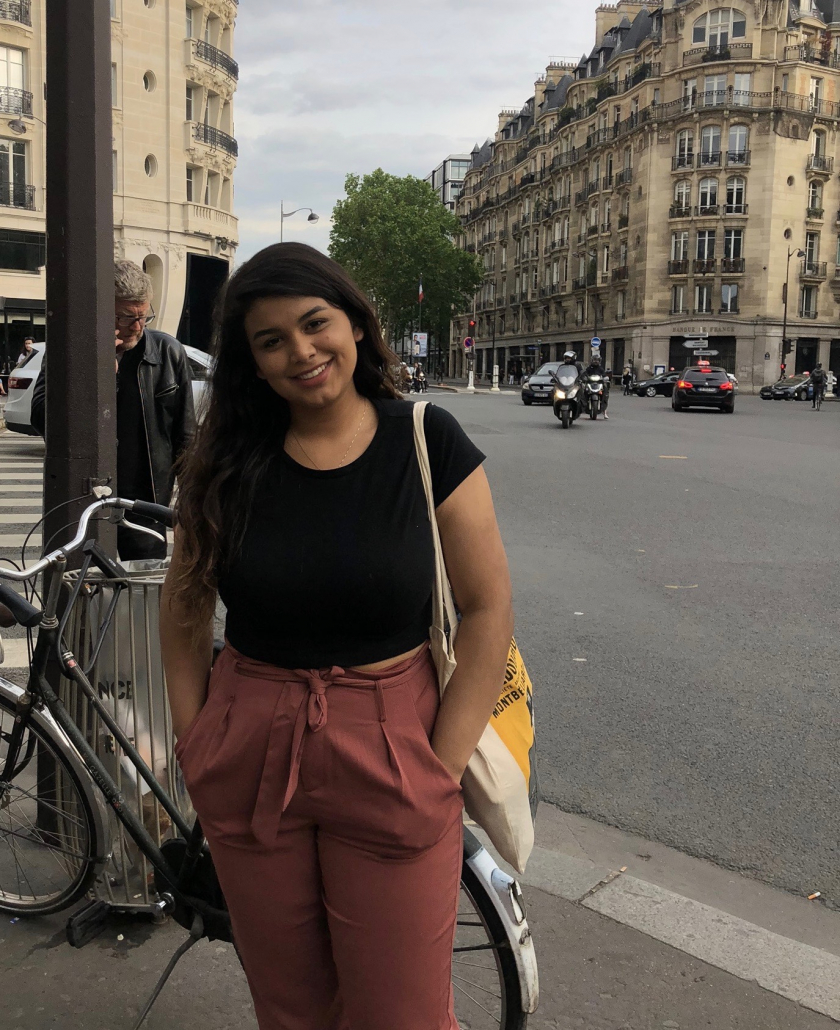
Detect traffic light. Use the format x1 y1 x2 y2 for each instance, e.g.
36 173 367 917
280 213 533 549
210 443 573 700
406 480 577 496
468 319 476 333
780 362 786 374
782 338 792 357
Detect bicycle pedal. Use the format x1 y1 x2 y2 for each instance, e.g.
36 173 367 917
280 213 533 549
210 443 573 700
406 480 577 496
66 899 111 948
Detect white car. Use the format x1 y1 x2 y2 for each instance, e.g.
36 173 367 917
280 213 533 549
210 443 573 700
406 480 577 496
3 343 212 435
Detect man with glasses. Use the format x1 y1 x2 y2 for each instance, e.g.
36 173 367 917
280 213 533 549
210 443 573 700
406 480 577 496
32 260 195 560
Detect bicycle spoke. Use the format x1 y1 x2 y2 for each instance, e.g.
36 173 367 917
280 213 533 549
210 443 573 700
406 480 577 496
452 973 501 999
0 825 87 862
3 784 88 830
452 981 497 1019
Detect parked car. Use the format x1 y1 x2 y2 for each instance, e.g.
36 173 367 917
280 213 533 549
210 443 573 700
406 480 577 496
672 365 735 412
727 373 739 393
521 362 563 404
758 375 812 401
3 343 212 435
635 371 680 398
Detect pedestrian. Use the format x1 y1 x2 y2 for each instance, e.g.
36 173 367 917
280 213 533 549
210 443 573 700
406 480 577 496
622 367 632 395
30 261 195 561
14 335 36 367
160 242 513 1030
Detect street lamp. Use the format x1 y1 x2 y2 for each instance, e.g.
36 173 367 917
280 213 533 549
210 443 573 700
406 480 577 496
781 245 805 377
279 201 319 242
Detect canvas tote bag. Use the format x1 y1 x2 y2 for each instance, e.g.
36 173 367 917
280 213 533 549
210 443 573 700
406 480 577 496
412 401 538 873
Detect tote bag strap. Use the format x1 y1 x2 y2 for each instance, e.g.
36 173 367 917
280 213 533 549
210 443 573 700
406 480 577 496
412 402 459 644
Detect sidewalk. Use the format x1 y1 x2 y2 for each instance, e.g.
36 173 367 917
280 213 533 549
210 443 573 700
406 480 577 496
3 803 838 1029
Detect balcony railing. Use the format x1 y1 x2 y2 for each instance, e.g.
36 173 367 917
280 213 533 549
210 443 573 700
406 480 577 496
612 266 629 282
783 44 840 68
602 175 613 191
694 259 716 274
806 207 824 220
672 155 694 170
721 257 745 273
194 39 240 81
0 1 31 25
193 121 239 157
572 276 587 290
600 222 611 234
800 260 827 279
617 214 629 229
0 182 34 209
726 150 750 166
615 167 633 187
695 204 719 216
669 205 691 218
668 260 689 275
807 154 833 173
682 42 753 66
698 151 722 168
587 224 599 236
799 308 819 319
0 86 32 117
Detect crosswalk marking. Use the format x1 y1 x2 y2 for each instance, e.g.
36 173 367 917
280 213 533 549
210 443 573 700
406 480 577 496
0 533 41 547
0 514 41 524
0 502 41 510
0 637 30 670
0 473 42 481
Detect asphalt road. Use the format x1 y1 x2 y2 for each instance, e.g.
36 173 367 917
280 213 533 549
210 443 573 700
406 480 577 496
428 390 840 907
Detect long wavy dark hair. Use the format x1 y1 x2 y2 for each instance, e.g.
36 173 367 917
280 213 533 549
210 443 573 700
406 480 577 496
171 242 401 630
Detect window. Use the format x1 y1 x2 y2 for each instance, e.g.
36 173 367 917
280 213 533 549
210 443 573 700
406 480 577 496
721 283 739 312
186 166 194 202
675 130 693 167
602 244 610 273
0 228 45 271
144 154 158 177
617 290 626 318
0 139 27 207
805 230 819 264
683 78 698 110
0 46 24 91
781 73 789 93
695 283 713 313
728 124 748 162
800 285 818 317
724 228 743 258
111 63 118 107
672 231 689 260
700 126 721 166
810 77 823 109
111 0 118 17
836 234 840 265
808 179 823 213
733 73 751 105
204 14 215 43
693 8 747 46
671 284 687 313
185 4 193 37
697 230 716 259
186 84 194 121
112 150 117 193
704 74 726 107
674 180 691 211
726 176 746 212
699 177 718 211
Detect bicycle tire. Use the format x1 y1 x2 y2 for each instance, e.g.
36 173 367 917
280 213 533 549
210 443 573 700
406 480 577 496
455 859 527 1030
0 692 99 915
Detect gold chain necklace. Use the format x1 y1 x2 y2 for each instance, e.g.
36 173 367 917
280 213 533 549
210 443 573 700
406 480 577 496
290 400 369 470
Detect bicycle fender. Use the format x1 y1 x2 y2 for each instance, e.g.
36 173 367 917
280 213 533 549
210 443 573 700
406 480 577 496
463 826 540 1014
0 675 112 869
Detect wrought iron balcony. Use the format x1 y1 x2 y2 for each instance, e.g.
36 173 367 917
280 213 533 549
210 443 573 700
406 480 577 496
195 39 240 81
682 42 752 66
0 1 31 25
698 151 722 168
724 203 748 215
695 204 719 216
800 260 827 279
807 154 833 173
0 182 34 209
587 223 599 236
572 276 587 290
614 168 633 187
193 122 238 157
668 260 689 275
806 206 824 220
0 87 32 117
693 259 716 274
783 44 840 68
672 155 694 171
721 258 745 273
612 266 629 282
669 205 691 218
617 214 629 229
600 222 611 234
799 307 818 319
726 150 750 167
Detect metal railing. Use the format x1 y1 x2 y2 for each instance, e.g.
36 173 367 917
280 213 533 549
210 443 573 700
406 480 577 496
0 0 30 25
672 154 694 170
694 259 716 274
799 308 819 319
698 152 722 168
194 39 240 80
783 44 840 68
612 266 629 282
800 260 827 278
669 205 691 218
193 121 238 157
726 150 750 166
807 154 833 173
695 204 719 216
806 207 824 219
721 258 745 273
724 203 748 215
668 259 689 275
682 42 752 66
0 86 32 117
0 182 34 209
615 167 633 187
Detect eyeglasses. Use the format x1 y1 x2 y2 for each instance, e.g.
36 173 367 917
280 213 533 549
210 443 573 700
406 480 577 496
115 310 156 329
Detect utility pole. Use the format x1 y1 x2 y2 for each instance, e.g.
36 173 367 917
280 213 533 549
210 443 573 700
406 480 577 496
45 0 116 555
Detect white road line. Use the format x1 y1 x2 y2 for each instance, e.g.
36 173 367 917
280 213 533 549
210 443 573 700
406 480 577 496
0 502 41 510
0 514 38 524
0 533 41 547
0 637 30 669
0 473 42 481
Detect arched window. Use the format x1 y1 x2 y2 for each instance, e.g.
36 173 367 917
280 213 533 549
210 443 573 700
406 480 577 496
807 179 823 213
700 125 721 165
811 130 826 161
698 177 719 212
693 8 746 47
674 180 691 211
728 125 749 163
675 130 694 168
726 176 746 213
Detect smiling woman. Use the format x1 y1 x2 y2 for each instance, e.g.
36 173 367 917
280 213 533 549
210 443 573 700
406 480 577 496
160 242 514 1030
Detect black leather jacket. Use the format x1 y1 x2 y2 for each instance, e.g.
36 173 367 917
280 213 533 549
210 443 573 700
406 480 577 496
31 329 196 506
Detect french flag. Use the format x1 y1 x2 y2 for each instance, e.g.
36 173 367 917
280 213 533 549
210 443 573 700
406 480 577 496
418 279 424 304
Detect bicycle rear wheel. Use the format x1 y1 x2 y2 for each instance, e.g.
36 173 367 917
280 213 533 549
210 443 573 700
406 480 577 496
453 861 527 1030
0 693 99 915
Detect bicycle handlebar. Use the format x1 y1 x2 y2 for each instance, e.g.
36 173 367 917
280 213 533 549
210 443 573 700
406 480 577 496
0 583 41 626
0 497 174 583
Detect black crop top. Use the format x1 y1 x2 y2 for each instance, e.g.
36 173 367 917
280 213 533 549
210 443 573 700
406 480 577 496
218 400 485 669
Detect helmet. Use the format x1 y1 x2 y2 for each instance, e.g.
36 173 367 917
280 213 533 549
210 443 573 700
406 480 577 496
590 354 602 364
562 350 577 363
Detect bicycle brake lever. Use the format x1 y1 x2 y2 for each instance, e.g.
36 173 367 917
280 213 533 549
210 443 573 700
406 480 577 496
121 517 167 544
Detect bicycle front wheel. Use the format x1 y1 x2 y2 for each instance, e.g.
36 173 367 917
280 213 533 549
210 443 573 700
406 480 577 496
0 692 99 915
453 860 527 1030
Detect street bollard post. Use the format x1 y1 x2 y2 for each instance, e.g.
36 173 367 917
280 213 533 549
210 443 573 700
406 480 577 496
491 364 501 393
466 370 476 394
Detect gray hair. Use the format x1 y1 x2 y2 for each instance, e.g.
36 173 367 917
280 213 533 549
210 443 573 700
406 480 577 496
114 260 153 304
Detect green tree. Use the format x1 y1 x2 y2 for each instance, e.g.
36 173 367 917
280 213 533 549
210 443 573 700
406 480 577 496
329 169 483 359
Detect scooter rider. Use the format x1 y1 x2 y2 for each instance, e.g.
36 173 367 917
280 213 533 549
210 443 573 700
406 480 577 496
561 349 583 375
583 353 609 418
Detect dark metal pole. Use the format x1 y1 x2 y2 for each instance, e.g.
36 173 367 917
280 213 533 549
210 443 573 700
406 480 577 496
45 0 116 556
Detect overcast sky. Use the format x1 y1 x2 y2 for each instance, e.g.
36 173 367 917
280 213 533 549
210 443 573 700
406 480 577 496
232 0 597 261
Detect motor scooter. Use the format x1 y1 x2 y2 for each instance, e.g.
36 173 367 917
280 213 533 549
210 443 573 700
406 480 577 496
551 368 584 428
581 372 606 419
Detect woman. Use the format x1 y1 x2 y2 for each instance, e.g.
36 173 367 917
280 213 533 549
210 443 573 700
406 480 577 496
161 243 513 1030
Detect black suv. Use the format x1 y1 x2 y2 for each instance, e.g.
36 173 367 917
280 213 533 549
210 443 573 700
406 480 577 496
672 366 735 413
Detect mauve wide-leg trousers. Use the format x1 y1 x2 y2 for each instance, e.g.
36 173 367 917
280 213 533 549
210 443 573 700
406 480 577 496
174 643 464 1030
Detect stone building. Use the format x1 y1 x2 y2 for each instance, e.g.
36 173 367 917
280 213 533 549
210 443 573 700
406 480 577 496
453 0 840 391
0 0 238 371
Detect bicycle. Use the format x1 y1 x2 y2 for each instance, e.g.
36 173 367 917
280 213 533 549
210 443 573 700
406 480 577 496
0 496 538 1030
814 386 824 411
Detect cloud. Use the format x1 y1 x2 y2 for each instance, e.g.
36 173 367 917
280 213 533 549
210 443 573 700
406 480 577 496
232 0 597 260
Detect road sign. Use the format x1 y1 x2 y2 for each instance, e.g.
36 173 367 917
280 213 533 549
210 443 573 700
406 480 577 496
683 339 709 348
692 348 719 356
463 336 474 349
591 337 601 347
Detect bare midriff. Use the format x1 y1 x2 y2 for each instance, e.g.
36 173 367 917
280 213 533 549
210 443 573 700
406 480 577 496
348 642 426 674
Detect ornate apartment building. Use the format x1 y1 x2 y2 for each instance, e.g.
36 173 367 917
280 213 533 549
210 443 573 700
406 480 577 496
454 0 840 390
0 0 239 371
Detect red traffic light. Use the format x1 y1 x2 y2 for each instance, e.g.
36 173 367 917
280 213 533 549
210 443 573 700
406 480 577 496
780 363 786 373
468 320 476 330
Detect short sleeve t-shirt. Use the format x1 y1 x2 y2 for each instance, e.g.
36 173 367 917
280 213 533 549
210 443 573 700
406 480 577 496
218 400 485 669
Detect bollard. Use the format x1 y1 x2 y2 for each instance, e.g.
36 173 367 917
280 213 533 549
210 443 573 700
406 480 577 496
490 364 501 393
466 370 476 394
